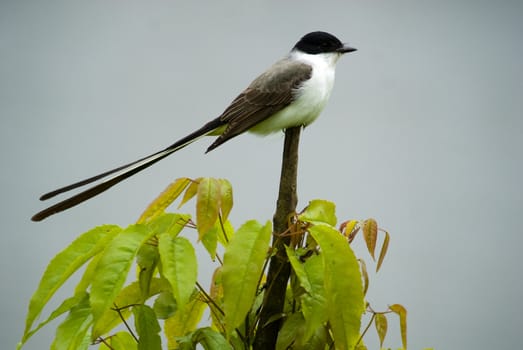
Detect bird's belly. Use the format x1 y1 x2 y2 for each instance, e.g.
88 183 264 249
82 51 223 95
249 72 334 135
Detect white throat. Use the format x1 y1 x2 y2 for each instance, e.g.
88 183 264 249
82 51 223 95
290 49 340 106
249 50 341 135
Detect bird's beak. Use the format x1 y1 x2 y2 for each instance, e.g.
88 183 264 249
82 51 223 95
337 45 357 54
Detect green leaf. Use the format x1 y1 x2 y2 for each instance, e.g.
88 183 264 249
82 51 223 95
74 252 102 294
362 218 378 260
92 278 171 339
218 178 233 221
90 224 155 325
196 177 220 238
216 219 234 246
175 335 197 350
295 325 329 350
201 218 234 258
192 327 233 350
98 331 137 350
389 303 407 349
276 313 305 350
286 247 327 341
354 343 368 350
209 267 225 331
140 214 191 298
246 285 266 333
222 220 272 334
146 213 190 237
300 253 328 340
299 199 337 226
309 224 364 350
137 243 159 301
158 235 197 309
133 305 162 350
165 291 207 349
20 292 89 346
286 247 313 293
374 313 388 347
153 291 178 319
201 221 219 260
51 294 92 350
23 225 121 339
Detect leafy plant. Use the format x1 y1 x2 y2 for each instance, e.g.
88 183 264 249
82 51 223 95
19 177 408 349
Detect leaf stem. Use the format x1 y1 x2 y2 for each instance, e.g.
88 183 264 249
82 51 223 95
356 313 375 346
112 303 139 343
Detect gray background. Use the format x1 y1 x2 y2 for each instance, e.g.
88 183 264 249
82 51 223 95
2 0 522 349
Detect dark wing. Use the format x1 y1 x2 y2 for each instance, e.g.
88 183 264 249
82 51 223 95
206 59 312 152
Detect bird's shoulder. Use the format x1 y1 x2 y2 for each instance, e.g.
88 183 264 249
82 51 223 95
247 58 313 93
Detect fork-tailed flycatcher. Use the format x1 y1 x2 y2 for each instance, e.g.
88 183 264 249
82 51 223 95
32 31 356 221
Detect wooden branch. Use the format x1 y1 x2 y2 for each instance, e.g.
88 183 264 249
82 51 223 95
253 126 301 349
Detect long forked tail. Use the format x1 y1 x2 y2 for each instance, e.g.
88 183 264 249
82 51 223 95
32 118 224 221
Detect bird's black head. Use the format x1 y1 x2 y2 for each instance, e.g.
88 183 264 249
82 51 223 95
293 31 356 55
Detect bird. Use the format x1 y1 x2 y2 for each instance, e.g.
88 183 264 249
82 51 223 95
32 31 356 221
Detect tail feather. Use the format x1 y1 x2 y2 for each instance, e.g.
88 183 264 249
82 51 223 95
32 117 225 221
39 150 166 201
32 147 176 221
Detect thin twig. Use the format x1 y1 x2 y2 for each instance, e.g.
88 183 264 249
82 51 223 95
112 303 139 343
356 313 376 346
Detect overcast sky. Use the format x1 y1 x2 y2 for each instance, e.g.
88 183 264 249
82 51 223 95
2 1 522 349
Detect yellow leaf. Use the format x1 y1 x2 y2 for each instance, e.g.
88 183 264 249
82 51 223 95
376 230 390 272
374 313 388 347
389 304 407 349
165 292 207 349
178 178 201 209
218 178 233 221
340 220 359 241
196 178 220 239
358 259 369 296
362 218 378 260
137 178 191 223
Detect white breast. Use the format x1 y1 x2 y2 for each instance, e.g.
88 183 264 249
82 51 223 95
249 50 341 135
